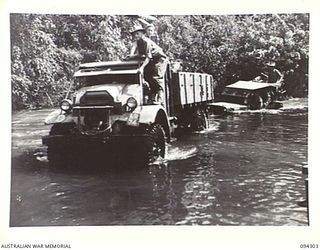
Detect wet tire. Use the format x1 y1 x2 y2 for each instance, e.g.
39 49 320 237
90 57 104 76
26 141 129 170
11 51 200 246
190 109 209 131
145 123 166 162
247 94 264 110
47 144 70 169
112 124 166 168
47 124 75 169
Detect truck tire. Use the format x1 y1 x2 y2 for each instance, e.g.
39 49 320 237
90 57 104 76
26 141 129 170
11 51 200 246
146 123 166 161
190 109 209 131
113 124 165 168
47 124 74 169
47 144 69 169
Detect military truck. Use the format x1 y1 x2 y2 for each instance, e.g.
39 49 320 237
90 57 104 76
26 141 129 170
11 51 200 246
42 60 215 167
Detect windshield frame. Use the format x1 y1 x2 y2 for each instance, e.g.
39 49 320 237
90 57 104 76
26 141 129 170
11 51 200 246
75 74 141 87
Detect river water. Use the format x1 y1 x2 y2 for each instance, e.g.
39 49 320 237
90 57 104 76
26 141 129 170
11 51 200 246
10 98 308 226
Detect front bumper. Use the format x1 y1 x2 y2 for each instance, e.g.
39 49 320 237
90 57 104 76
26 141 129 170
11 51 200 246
42 133 148 146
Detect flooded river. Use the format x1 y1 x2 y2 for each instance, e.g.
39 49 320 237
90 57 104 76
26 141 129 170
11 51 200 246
10 98 308 226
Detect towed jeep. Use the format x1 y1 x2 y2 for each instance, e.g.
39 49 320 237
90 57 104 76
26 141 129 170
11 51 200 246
209 80 283 115
42 60 215 168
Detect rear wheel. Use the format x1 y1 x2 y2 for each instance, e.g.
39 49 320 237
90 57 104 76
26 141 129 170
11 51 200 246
190 109 209 131
178 108 209 131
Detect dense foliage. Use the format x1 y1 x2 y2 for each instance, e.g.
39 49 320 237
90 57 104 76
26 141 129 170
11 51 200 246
10 13 309 109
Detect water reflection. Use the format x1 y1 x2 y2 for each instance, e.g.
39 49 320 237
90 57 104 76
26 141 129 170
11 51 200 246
10 99 308 226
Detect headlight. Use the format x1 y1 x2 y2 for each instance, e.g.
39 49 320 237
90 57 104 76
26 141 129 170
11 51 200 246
126 97 137 110
60 99 73 112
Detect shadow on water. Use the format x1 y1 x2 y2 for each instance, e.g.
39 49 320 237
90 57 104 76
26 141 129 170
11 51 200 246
10 132 203 226
11 149 190 226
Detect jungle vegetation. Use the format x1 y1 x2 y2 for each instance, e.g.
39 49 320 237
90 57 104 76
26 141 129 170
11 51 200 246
10 14 309 110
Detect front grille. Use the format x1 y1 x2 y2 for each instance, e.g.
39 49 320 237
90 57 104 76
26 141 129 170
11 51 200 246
72 107 112 135
80 91 114 106
83 109 110 128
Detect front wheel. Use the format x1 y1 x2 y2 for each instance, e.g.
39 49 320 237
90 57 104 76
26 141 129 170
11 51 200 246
114 124 166 168
47 144 71 169
47 123 76 169
146 123 166 162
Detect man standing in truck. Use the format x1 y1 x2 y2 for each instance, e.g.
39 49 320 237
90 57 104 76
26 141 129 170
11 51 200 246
126 24 168 104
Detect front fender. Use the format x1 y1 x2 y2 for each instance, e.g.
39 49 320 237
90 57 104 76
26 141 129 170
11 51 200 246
44 110 74 125
136 105 166 124
135 105 171 140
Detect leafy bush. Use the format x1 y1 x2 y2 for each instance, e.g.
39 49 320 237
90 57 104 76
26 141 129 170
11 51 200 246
10 13 309 110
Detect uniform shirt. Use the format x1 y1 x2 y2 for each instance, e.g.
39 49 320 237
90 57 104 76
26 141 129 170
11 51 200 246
131 36 166 59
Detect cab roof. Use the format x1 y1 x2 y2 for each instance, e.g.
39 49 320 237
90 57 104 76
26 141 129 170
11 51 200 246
74 60 141 77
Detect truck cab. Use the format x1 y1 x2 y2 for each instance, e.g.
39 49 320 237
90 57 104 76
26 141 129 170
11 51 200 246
42 60 215 168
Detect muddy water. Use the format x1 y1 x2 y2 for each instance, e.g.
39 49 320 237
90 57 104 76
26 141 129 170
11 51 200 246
10 98 308 226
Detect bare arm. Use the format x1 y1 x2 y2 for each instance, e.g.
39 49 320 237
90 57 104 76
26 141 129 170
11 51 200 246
275 69 283 83
129 42 137 56
138 57 150 74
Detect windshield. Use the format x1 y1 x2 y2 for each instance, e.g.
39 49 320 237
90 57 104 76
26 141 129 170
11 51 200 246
76 74 140 87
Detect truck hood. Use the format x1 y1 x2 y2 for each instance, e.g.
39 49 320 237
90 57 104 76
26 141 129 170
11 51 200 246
73 83 141 105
